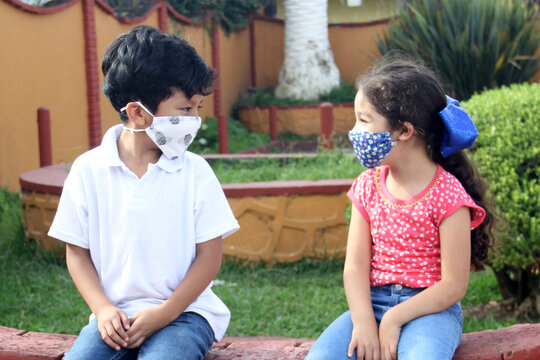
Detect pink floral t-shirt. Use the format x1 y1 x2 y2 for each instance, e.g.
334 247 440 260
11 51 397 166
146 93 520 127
347 165 485 288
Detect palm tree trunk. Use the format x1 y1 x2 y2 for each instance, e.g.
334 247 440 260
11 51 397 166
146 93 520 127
275 0 340 101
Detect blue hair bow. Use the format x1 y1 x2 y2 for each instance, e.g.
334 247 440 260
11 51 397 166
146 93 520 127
439 95 478 158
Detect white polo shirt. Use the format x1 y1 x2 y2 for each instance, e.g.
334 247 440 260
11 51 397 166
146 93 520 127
48 124 239 341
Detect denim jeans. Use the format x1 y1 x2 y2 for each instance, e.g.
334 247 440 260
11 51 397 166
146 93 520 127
306 284 463 360
64 312 215 360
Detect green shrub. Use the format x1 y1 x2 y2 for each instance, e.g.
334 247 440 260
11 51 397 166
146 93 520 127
0 188 26 257
463 82 539 317
190 117 271 154
236 81 356 107
377 0 540 100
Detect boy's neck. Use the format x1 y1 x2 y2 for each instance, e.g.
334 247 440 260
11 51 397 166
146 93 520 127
117 129 161 178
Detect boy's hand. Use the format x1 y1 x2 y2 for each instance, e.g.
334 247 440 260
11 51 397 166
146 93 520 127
125 306 170 349
95 304 131 351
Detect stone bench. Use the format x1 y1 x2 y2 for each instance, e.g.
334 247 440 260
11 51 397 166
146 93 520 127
1 323 539 359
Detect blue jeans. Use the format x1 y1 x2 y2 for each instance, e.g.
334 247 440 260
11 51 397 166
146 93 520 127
64 312 215 360
306 285 463 360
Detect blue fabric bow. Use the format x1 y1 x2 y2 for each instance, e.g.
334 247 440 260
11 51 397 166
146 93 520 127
439 95 478 158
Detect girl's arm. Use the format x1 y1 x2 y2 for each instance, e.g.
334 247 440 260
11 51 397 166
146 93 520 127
378 206 471 360
66 243 131 350
125 236 223 348
344 205 381 360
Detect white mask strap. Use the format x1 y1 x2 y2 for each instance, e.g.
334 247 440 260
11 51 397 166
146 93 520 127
121 101 155 133
120 101 155 118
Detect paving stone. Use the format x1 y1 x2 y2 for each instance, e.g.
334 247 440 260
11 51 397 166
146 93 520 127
1 323 539 360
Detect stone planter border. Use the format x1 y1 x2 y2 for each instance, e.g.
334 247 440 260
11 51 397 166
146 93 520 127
19 158 354 262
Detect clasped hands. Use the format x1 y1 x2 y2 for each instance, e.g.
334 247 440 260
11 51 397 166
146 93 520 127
348 310 402 360
96 304 170 351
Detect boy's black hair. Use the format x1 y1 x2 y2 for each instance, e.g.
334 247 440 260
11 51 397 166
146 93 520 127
102 25 215 121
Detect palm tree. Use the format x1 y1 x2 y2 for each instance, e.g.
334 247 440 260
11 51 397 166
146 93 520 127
275 0 340 101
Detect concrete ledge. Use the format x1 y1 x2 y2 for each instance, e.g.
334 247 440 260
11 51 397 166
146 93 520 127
1 324 539 360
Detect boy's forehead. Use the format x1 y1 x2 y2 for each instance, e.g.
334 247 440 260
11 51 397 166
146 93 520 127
164 91 204 105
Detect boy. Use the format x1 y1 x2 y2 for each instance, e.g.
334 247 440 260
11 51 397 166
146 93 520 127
48 25 239 360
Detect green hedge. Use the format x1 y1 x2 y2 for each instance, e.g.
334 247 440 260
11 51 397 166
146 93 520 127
463 82 539 309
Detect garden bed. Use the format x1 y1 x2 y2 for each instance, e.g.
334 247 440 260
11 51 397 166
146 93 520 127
19 151 360 262
237 103 354 137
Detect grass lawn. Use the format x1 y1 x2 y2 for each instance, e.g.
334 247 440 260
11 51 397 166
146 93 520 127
0 131 521 336
0 203 518 337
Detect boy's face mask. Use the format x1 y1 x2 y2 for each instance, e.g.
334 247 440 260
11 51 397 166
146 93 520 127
348 129 396 169
121 101 201 160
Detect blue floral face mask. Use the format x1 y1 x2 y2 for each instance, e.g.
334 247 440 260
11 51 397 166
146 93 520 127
348 130 396 169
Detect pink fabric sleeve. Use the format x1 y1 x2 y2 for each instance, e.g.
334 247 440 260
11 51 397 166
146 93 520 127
435 173 486 229
347 174 370 222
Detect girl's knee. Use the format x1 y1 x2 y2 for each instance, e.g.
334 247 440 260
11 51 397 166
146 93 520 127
306 348 353 360
398 344 456 360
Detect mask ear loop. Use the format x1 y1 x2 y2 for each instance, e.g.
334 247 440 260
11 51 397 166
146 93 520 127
120 102 153 133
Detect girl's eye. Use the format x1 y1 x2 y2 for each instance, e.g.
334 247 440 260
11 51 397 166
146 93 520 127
197 105 203 110
181 107 192 112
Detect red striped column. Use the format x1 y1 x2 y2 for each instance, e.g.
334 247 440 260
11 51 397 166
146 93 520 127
158 1 168 33
82 0 102 148
211 17 221 117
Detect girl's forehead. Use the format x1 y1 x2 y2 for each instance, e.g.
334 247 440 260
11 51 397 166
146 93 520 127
354 91 375 113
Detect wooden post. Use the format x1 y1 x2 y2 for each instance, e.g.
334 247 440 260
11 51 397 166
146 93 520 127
269 105 278 141
320 102 334 149
218 115 228 154
37 107 52 167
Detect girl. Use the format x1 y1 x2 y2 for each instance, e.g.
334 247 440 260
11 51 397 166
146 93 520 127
306 56 495 360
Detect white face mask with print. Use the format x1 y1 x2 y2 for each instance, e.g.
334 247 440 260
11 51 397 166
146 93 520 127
121 101 201 160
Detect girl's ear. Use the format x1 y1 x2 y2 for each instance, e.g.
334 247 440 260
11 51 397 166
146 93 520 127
397 121 415 141
124 102 149 127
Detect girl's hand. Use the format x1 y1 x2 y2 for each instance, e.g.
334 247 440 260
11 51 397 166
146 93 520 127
348 324 380 360
125 306 170 349
95 304 131 351
378 310 402 360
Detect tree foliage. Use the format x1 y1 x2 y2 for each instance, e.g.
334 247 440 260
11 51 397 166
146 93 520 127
377 0 540 100
167 0 263 34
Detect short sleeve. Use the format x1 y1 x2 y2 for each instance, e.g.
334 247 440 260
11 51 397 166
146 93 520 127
346 170 372 222
434 173 486 230
47 160 90 248
193 160 240 243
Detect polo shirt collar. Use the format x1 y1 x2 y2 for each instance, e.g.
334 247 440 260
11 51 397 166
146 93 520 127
100 124 184 172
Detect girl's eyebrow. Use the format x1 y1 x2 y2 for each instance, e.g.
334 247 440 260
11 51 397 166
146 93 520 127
357 111 373 119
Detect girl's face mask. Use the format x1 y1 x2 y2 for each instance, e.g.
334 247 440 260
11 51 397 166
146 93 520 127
348 129 396 169
121 101 201 160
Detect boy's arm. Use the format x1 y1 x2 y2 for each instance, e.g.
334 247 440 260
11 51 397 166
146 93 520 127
125 236 223 348
66 243 131 350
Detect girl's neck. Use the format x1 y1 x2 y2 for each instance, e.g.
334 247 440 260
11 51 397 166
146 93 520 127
385 153 439 201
